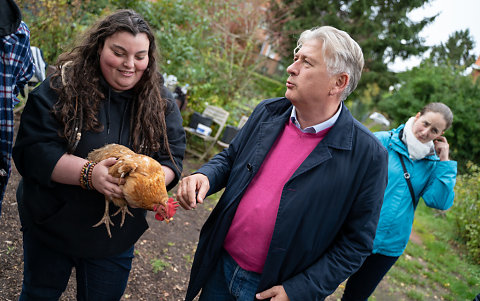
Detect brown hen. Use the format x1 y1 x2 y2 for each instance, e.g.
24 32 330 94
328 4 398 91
87 144 169 238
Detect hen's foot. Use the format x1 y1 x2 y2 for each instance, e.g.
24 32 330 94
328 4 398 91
112 205 134 227
93 200 114 238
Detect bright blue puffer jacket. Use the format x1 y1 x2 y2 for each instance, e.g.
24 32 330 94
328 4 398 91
372 124 457 257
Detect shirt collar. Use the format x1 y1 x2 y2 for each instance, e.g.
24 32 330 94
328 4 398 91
290 102 342 133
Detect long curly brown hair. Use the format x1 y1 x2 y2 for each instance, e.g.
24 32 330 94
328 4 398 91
50 9 170 157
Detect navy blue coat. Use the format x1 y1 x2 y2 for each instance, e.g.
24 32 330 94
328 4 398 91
185 98 388 300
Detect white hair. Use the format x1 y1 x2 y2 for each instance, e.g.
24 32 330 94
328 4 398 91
295 26 364 101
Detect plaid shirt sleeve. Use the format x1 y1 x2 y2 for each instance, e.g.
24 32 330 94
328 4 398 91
1 21 35 106
0 21 35 208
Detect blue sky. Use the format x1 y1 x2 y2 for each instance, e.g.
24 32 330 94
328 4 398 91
390 0 480 71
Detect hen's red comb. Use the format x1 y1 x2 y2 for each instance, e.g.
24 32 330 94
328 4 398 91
154 197 179 221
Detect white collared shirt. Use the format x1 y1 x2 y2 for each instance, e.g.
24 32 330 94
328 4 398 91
290 102 342 133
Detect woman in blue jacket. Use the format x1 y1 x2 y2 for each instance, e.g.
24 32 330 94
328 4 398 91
342 102 457 300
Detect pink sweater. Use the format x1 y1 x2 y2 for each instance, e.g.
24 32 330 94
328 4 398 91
223 120 331 273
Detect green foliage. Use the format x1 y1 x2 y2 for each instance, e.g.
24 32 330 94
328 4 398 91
18 0 285 126
345 83 382 121
18 0 111 64
377 62 480 172
269 0 436 92
451 162 480 263
429 29 477 69
252 72 286 99
133 0 280 121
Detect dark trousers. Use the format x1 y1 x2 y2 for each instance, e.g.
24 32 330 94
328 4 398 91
19 228 134 301
342 253 399 301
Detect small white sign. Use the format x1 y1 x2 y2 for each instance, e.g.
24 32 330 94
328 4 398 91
196 124 212 136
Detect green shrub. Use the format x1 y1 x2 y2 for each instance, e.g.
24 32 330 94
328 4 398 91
451 162 480 263
18 0 111 64
137 0 286 122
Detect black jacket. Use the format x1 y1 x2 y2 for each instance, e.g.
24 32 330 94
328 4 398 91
13 77 186 258
0 0 21 36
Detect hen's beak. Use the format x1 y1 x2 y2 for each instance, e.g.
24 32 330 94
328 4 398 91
153 197 179 222
153 203 168 220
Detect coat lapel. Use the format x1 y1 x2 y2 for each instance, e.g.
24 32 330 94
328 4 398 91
250 101 292 173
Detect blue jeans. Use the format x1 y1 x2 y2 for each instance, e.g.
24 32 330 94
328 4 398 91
342 253 399 301
19 229 134 301
199 250 262 301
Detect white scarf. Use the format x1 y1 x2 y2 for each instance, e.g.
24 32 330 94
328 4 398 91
402 117 434 161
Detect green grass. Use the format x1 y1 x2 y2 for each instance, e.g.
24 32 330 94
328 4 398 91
150 258 170 273
382 201 480 300
406 289 424 301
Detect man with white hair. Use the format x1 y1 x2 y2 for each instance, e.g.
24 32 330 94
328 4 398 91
177 26 388 301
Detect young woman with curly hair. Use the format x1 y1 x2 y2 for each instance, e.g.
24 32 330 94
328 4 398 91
13 9 185 300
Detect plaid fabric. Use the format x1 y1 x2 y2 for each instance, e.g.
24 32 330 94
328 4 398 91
0 21 34 212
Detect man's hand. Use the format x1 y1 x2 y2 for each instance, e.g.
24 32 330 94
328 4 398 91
256 285 290 301
176 173 210 210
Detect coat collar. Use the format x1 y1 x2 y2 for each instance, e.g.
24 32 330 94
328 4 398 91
321 103 354 150
264 98 354 151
